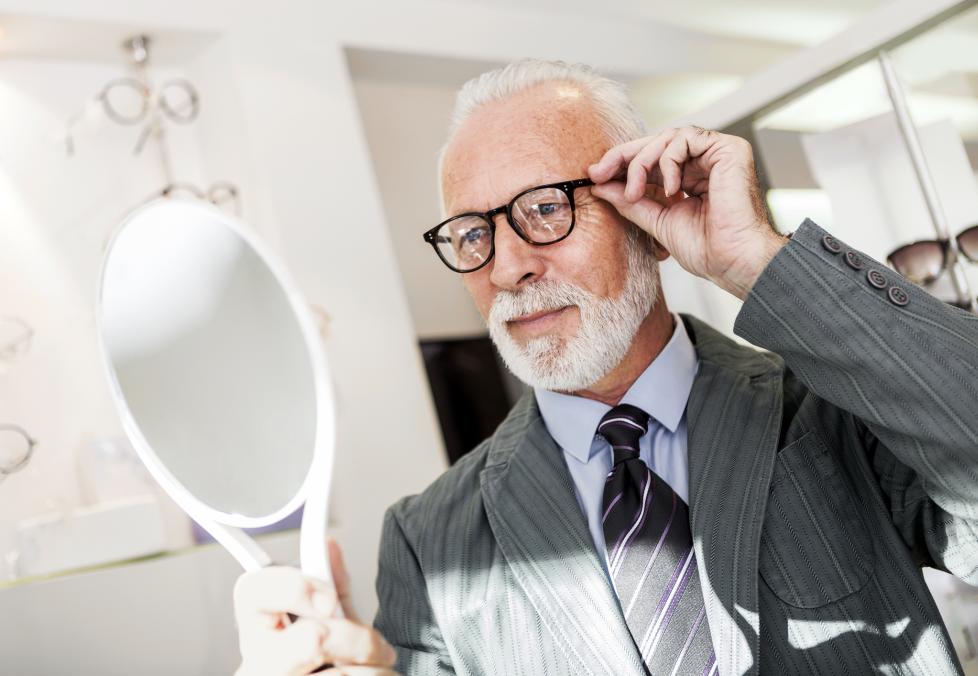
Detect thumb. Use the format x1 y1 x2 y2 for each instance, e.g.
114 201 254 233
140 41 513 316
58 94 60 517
591 180 667 241
327 537 359 622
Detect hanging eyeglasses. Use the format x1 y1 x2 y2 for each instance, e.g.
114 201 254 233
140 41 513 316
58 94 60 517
64 77 199 157
0 316 33 365
157 181 241 216
0 424 37 481
99 78 199 127
64 34 245 219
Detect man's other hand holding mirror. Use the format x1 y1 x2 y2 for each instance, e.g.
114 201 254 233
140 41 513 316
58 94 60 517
234 539 398 676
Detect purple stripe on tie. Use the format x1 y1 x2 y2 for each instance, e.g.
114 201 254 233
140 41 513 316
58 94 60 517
609 471 653 574
644 553 698 660
602 491 624 523
669 606 707 676
702 653 717 676
624 491 677 618
599 417 645 432
607 471 649 563
637 547 695 658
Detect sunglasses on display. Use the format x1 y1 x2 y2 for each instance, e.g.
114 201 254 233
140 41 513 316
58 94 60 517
885 224 978 285
943 296 978 311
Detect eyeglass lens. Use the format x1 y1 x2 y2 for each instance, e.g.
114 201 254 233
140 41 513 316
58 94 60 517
0 426 33 474
888 241 947 285
957 225 978 262
158 80 199 124
101 79 149 125
434 186 574 271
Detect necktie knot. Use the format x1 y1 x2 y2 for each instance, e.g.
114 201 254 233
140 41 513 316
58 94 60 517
597 404 649 465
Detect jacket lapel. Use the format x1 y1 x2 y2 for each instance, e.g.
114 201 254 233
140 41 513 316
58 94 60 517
480 395 647 676
681 315 784 676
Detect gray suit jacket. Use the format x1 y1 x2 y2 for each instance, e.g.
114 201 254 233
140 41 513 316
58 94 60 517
374 220 978 675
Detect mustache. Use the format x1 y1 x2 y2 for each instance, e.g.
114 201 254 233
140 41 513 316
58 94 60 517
488 280 590 325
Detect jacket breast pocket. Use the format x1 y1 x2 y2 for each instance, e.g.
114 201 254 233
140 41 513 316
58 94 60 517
758 431 875 608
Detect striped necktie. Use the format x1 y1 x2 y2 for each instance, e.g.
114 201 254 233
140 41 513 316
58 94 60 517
598 404 716 675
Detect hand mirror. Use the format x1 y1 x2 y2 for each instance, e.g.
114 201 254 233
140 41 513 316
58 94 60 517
95 199 335 583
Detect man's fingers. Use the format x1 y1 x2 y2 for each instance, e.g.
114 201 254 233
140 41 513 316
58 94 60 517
593 127 729 201
591 129 680 200
326 538 358 622
322 618 397 667
590 181 666 241
237 617 329 672
623 133 678 201
588 136 650 182
235 567 337 624
659 133 693 197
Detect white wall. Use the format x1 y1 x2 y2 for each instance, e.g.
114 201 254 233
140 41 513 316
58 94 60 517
0 0 809 671
352 74 487 340
0 4 452 661
0 56 213 567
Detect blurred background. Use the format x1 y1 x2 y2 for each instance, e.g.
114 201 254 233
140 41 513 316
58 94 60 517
1 0 977 673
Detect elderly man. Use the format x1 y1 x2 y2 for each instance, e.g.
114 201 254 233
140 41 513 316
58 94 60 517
233 60 978 676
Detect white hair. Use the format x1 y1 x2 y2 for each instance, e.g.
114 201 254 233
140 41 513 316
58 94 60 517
488 229 659 391
437 59 647 212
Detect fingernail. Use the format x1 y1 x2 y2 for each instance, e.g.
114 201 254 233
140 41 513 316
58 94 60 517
385 643 397 663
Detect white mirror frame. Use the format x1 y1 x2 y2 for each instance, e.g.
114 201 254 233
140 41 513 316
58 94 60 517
95 199 336 583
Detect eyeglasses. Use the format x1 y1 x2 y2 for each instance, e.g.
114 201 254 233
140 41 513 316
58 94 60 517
0 424 37 480
158 181 241 216
947 297 978 311
64 77 199 156
423 178 594 273
99 77 199 127
886 224 978 285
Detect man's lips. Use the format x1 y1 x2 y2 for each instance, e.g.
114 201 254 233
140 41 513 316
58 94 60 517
507 305 572 328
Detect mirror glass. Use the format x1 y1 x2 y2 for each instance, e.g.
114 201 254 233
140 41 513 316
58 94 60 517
99 200 317 519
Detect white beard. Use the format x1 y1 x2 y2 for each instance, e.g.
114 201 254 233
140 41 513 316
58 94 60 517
487 237 659 392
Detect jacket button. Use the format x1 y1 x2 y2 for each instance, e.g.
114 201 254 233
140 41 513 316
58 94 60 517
822 235 842 254
867 269 888 289
845 250 865 270
888 286 910 306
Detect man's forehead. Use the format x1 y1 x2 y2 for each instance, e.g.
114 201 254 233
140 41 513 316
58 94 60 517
441 86 607 211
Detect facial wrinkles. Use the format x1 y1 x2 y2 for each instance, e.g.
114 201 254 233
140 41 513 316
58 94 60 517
487 233 659 391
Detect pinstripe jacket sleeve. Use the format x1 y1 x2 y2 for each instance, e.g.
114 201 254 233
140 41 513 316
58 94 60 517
733 218 978 586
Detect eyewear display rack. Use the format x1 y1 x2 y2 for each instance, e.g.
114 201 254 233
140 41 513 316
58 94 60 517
681 0 978 312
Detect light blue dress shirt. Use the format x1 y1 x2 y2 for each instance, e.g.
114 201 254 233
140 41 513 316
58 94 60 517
534 315 699 573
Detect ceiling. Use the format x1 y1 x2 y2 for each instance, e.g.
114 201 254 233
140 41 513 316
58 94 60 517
446 0 889 47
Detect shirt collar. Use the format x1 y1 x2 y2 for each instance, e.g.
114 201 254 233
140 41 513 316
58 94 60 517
534 314 699 464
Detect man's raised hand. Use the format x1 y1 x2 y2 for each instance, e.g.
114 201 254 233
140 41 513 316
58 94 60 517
589 126 787 300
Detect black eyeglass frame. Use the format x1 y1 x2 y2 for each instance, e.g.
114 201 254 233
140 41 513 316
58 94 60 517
886 224 978 285
422 178 594 273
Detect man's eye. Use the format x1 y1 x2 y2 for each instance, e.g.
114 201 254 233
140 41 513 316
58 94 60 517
460 228 487 245
535 203 559 217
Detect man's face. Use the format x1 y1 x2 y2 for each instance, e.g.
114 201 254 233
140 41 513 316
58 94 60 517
441 83 638 351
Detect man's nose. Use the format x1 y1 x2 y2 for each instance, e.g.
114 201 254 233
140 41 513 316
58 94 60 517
488 214 545 290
